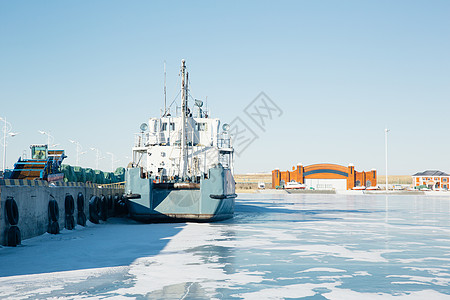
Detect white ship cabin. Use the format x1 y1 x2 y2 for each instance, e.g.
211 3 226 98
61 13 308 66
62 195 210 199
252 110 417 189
132 105 233 182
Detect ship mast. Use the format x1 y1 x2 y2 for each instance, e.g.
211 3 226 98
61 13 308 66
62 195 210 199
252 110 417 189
163 61 167 116
180 59 188 180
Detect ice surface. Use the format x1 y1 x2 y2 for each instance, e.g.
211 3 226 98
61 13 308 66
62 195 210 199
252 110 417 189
1 194 450 299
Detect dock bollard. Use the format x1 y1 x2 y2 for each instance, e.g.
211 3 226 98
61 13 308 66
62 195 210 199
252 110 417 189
5 197 21 246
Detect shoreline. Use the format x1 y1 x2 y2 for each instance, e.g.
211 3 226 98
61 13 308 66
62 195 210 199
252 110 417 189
236 188 450 196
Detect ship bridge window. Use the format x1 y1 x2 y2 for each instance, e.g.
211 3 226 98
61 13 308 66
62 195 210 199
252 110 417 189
197 122 207 131
162 122 175 131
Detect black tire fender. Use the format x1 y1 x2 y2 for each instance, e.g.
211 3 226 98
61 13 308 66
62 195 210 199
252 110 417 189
5 197 19 226
7 226 21 247
77 192 85 212
100 194 108 221
119 195 129 214
113 193 120 212
89 195 100 224
48 220 60 234
65 215 75 230
77 211 87 226
65 194 75 216
107 194 113 210
48 199 59 223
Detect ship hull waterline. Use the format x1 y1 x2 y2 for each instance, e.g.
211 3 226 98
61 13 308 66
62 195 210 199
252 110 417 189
125 166 236 223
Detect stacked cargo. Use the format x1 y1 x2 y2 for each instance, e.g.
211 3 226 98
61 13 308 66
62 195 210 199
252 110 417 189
61 165 124 184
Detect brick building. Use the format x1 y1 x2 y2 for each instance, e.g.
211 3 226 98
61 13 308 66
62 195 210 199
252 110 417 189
272 163 377 190
412 170 449 190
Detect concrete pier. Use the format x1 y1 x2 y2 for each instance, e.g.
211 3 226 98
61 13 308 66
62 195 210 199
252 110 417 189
0 180 124 246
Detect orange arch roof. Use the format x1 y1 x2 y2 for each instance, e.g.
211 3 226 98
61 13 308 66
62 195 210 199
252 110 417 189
304 163 349 173
303 163 349 179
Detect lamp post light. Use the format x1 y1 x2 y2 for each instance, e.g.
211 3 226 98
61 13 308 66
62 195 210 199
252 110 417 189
69 139 85 166
38 130 55 148
90 147 104 170
106 152 120 172
385 128 390 192
0 117 19 172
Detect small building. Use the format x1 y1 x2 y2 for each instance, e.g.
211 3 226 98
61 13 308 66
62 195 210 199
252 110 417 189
412 170 449 190
272 163 376 191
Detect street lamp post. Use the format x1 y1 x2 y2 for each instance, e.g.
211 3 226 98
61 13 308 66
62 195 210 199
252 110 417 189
38 130 55 148
90 147 104 170
0 117 19 172
69 139 86 166
385 128 390 191
106 152 120 172
106 152 114 172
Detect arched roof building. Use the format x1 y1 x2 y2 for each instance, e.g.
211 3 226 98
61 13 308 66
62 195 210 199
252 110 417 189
272 163 376 190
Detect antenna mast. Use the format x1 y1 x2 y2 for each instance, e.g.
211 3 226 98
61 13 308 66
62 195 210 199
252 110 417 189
164 61 167 116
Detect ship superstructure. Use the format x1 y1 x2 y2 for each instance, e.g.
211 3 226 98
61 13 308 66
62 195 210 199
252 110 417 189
125 59 236 222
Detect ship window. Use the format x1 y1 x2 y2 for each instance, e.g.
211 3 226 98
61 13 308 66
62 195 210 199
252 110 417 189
444 178 448 182
161 122 175 131
197 122 207 131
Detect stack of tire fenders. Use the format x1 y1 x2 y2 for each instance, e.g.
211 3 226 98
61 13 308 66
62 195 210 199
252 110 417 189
77 192 87 226
5 197 21 246
48 196 60 234
64 194 75 230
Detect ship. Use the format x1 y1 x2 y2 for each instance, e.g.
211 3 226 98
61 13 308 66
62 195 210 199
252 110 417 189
124 59 236 222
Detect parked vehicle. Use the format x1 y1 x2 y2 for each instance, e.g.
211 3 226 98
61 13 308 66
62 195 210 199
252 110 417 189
285 181 306 190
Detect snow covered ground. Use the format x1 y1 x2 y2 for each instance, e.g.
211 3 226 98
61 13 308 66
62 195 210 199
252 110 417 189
1 194 450 299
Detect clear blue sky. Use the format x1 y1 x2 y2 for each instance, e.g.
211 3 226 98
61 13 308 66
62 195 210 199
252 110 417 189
1 1 449 174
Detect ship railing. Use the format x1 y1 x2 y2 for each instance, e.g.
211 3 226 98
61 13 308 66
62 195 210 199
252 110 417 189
98 181 126 189
134 132 151 147
135 132 172 146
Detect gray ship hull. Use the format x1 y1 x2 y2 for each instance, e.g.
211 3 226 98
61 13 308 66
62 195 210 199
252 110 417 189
125 165 236 222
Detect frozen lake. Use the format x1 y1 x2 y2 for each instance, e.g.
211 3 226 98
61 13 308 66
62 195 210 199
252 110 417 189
1 193 450 299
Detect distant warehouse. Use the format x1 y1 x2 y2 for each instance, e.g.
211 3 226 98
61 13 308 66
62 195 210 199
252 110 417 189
272 163 377 191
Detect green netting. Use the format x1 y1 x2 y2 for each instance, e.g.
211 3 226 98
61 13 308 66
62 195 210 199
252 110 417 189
114 167 125 182
61 165 123 183
104 172 116 184
85 168 94 182
94 170 104 184
61 164 77 182
111 173 117 182
73 166 86 183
